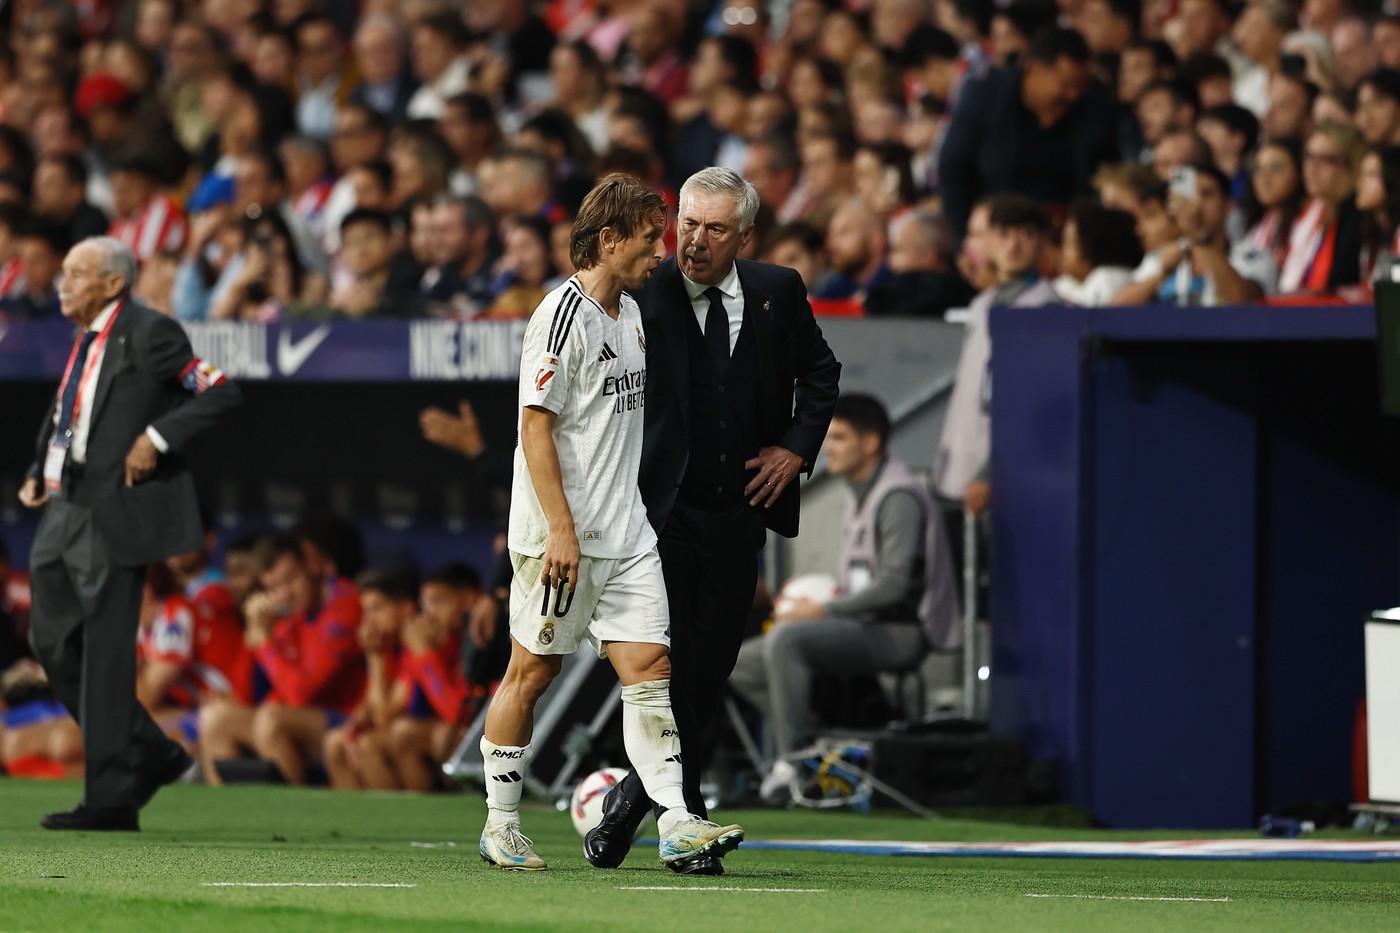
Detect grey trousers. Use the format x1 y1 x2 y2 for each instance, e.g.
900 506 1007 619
728 613 928 759
29 498 173 809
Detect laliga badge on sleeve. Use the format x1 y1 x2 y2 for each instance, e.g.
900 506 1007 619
43 441 67 496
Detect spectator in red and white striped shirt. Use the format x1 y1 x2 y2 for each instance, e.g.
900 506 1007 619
107 154 187 262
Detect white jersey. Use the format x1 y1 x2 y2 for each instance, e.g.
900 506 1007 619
508 277 656 560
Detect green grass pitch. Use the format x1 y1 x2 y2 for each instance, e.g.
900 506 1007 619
3 780 1399 932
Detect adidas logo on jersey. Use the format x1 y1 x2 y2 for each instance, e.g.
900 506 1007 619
598 343 618 362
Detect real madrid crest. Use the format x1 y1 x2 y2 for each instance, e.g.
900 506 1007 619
539 622 555 646
636 325 646 352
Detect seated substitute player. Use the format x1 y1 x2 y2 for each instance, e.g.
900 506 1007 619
390 565 480 789
198 534 364 785
325 563 480 790
478 174 744 872
136 558 251 752
323 566 416 790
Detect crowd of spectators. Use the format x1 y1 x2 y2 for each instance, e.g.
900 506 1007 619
1 0 1398 324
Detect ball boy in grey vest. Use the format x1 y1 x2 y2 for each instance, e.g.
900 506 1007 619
728 394 959 801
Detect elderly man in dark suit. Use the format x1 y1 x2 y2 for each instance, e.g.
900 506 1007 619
17 236 241 831
584 167 841 875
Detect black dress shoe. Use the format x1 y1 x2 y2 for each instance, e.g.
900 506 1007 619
135 746 194 808
583 784 648 868
667 856 724 876
41 805 139 832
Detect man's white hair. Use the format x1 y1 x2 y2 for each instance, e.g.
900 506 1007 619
80 236 138 292
680 167 761 231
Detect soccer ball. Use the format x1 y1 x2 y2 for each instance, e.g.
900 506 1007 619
570 767 630 836
773 573 838 618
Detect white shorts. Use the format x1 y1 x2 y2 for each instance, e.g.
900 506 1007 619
508 547 670 658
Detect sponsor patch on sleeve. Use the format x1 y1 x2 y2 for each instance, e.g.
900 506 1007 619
180 358 228 394
533 354 559 393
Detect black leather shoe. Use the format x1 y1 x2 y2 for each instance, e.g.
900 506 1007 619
666 856 724 876
135 746 194 809
583 784 648 868
41 805 139 832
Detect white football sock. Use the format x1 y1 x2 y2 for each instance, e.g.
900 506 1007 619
481 737 532 828
620 679 690 822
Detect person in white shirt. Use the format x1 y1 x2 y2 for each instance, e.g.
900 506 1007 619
478 174 744 873
1053 199 1144 306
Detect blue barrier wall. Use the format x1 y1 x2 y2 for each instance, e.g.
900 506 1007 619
989 305 1400 828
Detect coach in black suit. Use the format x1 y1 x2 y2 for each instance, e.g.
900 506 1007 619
585 167 840 874
17 237 241 830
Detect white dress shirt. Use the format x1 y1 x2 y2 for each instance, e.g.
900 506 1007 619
680 262 744 355
56 299 169 463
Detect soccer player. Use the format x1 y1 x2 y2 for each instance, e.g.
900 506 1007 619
477 174 744 872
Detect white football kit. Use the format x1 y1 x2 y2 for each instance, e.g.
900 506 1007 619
506 277 668 657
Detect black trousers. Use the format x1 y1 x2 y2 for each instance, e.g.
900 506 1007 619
28 496 177 809
621 497 763 819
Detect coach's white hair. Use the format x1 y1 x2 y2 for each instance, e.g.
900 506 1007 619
680 167 761 232
80 236 138 292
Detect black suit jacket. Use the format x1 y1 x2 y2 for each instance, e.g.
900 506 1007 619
27 299 242 566
938 66 1117 237
636 258 841 539
349 73 419 126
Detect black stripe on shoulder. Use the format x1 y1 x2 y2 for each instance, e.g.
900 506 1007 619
548 291 580 355
554 298 580 355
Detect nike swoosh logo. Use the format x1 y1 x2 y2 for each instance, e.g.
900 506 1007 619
276 324 332 376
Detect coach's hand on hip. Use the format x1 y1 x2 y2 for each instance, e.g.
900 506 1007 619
745 446 804 508
17 478 48 509
124 433 159 487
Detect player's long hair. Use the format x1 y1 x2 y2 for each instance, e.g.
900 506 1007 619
570 174 665 271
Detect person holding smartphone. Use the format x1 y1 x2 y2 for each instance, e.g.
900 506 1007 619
1112 164 1277 305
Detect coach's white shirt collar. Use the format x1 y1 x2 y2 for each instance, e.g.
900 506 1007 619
681 262 740 302
87 299 119 332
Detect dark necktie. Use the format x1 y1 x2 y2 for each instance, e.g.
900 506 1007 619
704 287 729 376
56 329 98 442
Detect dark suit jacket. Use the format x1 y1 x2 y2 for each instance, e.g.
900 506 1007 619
938 66 1117 237
636 258 841 539
27 299 242 566
349 73 419 126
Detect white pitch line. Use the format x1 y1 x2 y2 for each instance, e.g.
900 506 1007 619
618 886 828 893
1026 894 1231 903
203 883 417 888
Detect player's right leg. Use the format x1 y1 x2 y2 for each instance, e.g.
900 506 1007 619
479 640 559 871
479 553 600 870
